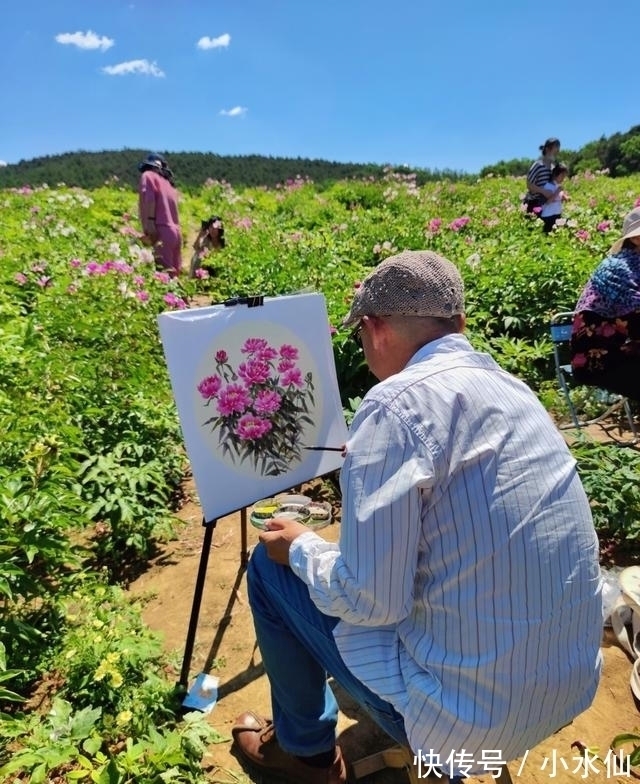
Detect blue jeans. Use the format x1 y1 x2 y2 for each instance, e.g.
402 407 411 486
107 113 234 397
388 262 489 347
247 542 409 756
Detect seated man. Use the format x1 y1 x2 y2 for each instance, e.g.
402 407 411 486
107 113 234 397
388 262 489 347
232 250 603 784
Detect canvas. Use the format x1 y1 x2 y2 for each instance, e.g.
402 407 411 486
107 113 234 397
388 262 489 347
158 293 348 522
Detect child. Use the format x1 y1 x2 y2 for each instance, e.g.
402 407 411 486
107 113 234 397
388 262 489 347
539 163 569 234
190 216 225 277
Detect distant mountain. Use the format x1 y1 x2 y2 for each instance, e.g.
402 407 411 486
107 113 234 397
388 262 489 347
0 148 466 190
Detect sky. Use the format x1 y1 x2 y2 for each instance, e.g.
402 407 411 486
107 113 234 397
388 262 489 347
1 0 639 173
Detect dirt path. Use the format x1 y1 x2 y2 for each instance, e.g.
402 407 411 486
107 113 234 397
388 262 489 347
129 426 640 784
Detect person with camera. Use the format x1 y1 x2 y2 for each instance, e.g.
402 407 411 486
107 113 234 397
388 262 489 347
189 216 225 278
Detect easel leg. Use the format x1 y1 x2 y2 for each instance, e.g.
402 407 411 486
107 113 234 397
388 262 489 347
240 507 248 565
179 518 217 689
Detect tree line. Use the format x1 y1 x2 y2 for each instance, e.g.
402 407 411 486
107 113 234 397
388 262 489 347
3 125 640 190
0 148 466 191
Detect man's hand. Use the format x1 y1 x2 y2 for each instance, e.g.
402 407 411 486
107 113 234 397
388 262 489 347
259 517 310 565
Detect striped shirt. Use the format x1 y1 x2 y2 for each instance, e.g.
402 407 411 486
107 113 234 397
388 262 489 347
289 333 602 770
526 159 552 197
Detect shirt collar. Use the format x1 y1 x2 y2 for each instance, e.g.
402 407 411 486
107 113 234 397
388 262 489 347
405 332 472 368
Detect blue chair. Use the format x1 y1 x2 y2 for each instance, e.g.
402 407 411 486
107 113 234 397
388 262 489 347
550 311 638 439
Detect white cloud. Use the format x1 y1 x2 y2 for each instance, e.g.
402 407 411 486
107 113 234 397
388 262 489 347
197 33 231 50
102 59 165 77
219 106 247 117
55 30 114 51
0 160 7 167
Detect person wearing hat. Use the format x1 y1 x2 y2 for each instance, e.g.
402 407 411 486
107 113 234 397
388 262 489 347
231 250 602 784
138 152 183 276
523 137 561 214
570 207 640 400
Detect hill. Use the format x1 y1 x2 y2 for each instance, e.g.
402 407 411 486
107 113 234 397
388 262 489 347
0 149 465 190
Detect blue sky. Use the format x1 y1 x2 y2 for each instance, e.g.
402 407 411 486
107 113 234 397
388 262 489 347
1 0 639 172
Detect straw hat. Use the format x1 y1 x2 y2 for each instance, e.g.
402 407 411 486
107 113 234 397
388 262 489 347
610 207 640 254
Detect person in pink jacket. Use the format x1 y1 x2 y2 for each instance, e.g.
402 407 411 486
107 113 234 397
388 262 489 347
138 153 183 276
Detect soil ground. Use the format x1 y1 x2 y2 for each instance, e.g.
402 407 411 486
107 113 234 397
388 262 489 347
130 416 640 784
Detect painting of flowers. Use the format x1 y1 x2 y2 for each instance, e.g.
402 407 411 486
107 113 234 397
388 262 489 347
197 337 315 476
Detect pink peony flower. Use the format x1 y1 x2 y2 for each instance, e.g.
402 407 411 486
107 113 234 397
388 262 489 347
253 389 283 415
217 384 251 416
37 276 52 288
277 358 295 373
136 290 150 303
241 337 269 356
133 275 145 287
195 268 209 279
597 221 611 232
69 258 82 268
428 217 442 233
572 353 587 368
449 216 471 230
281 367 304 388
215 350 228 363
238 359 271 385
575 230 590 242
154 271 171 284
14 272 28 285
198 375 222 399
279 344 299 361
234 413 272 441
163 292 187 309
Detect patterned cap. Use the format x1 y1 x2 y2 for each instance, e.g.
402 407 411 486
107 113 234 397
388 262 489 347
343 250 465 327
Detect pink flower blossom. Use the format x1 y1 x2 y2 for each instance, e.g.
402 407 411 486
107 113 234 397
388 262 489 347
279 344 299 361
69 258 82 268
85 261 107 276
234 413 273 441
163 292 187 309
31 261 47 273
532 207 542 216
67 283 79 294
253 389 282 415
198 375 222 399
597 221 611 232
14 272 27 285
277 358 295 373
449 216 471 231
154 271 171 284
329 326 337 335
575 230 590 242
194 268 209 279
136 290 150 303
572 353 587 368
281 367 304 387
241 337 269 356
256 345 278 361
234 217 253 230
133 275 145 287
217 384 251 416
215 350 228 363
428 218 442 233
37 276 52 288
238 359 271 385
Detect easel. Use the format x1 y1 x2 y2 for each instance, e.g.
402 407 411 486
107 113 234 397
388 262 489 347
179 508 249 689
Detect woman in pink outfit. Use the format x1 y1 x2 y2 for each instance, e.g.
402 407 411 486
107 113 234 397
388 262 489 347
138 153 183 276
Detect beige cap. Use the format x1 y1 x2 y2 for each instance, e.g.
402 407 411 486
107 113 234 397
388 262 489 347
343 250 465 327
610 207 640 254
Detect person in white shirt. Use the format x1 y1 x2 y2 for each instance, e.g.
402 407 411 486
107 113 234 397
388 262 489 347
539 163 569 234
231 251 602 784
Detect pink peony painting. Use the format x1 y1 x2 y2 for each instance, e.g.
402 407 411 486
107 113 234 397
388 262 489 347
197 337 315 476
